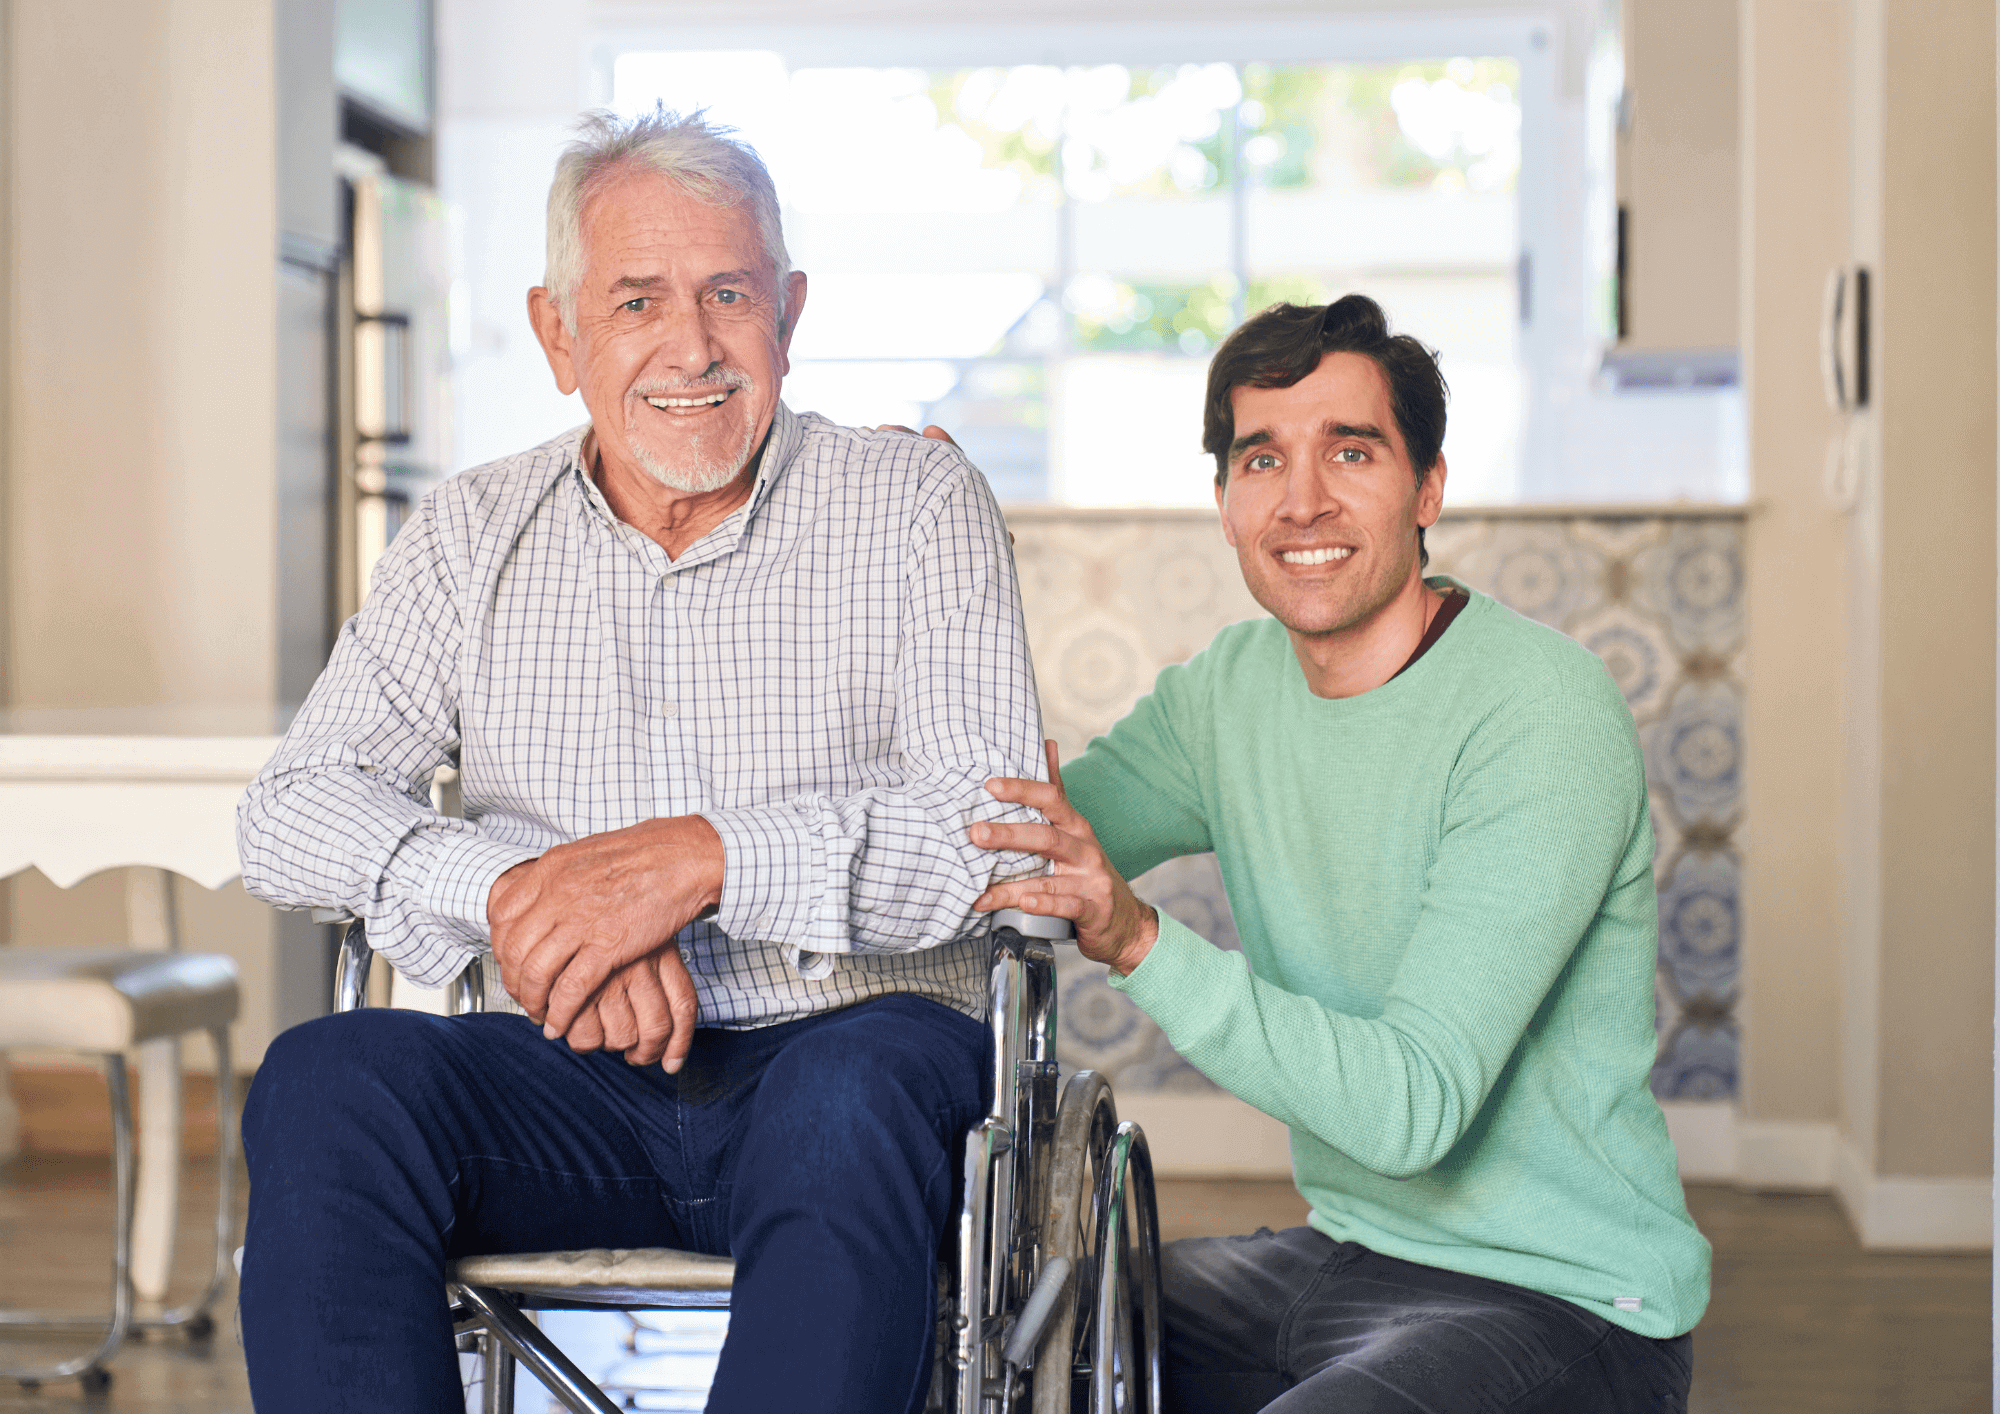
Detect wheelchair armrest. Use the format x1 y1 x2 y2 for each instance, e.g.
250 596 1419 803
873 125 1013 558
990 907 1072 944
332 919 490 1017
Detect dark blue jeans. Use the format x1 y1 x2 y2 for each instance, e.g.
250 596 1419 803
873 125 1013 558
1162 1227 1694 1413
239 995 989 1414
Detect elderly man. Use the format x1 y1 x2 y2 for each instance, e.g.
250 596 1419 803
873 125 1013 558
970 297 1709 1411
236 108 1044 1414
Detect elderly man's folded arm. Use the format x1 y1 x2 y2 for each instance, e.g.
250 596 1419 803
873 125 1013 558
700 463 1047 960
236 517 528 990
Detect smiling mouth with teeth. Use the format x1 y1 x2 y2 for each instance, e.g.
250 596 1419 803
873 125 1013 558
645 390 734 410
1279 547 1355 566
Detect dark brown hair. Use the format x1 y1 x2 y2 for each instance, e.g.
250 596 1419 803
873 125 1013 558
1203 295 1448 565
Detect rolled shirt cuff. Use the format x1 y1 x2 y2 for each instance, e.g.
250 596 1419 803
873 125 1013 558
419 831 542 940
700 804 820 973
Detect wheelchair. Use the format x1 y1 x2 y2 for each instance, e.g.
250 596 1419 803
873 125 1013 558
329 909 1164 1414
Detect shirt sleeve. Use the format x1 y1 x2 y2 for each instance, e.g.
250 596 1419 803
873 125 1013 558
1108 687 1652 1179
235 499 538 987
700 456 1048 971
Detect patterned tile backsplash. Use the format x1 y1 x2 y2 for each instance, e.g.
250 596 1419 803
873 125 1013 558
1006 508 1747 1104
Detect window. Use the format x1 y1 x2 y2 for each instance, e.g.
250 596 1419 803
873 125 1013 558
603 21 1547 506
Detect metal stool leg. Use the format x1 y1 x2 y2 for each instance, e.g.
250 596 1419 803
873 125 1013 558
0 1052 136 1389
123 1026 236 1339
131 1034 182 1313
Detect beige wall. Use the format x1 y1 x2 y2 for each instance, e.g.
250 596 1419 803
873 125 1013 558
5 0 277 709
1740 0 1995 1241
1 0 285 1065
1621 0 1741 350
1738 0 1848 1139
1870 0 1995 1178
1699 0 1994 1245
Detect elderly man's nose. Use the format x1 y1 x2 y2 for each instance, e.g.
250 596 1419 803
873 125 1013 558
653 300 720 370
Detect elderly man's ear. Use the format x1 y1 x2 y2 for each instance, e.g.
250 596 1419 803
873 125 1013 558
526 286 578 396
777 269 809 369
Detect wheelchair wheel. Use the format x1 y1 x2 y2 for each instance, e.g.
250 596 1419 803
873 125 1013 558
1028 1072 1162 1414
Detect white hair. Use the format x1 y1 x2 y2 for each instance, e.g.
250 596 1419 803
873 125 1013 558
544 106 791 334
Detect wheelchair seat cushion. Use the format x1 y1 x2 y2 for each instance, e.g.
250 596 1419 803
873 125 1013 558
450 1247 735 1307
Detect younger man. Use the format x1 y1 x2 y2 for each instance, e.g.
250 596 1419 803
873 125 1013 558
971 296 1708 1412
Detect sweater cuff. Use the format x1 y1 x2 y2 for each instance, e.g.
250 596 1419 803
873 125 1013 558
420 832 542 939
1108 912 1234 1036
701 803 815 946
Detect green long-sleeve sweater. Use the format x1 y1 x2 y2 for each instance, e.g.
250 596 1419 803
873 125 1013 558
1066 580 1711 1338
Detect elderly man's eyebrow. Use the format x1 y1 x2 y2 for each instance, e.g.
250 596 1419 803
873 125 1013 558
609 270 763 297
1327 420 1390 444
1228 430 1273 459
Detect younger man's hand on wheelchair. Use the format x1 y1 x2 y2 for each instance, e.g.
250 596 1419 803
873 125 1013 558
968 740 1160 978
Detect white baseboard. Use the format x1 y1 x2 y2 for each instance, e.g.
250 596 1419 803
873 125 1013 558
1115 1092 1294 1178
1658 1101 1739 1180
1735 1117 1838 1189
1657 1103 1846 1190
1832 1135 1993 1251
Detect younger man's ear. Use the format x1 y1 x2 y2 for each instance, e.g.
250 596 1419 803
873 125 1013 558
1214 477 1238 547
1416 456 1448 528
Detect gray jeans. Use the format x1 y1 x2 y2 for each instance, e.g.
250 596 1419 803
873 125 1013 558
1160 1227 1693 1413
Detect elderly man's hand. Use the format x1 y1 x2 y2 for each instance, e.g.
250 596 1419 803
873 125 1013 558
967 741 1159 977
551 945 699 1069
488 815 723 1067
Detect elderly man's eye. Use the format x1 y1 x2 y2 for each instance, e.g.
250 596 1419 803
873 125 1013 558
713 289 743 305
621 297 647 313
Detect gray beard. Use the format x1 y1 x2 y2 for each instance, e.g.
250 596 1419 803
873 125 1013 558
630 425 758 493
627 372 761 492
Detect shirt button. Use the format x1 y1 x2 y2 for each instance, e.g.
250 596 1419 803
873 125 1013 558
656 701 678 719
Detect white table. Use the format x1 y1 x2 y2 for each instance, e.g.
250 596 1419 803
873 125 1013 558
0 709 282 1310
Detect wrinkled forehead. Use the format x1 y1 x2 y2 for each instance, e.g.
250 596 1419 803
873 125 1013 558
577 165 770 278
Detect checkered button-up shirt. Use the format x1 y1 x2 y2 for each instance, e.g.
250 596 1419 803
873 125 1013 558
238 405 1046 1027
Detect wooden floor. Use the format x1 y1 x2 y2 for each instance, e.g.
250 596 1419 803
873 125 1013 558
0 1156 1988 1411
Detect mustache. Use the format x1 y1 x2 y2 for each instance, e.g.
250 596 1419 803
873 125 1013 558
631 367 753 397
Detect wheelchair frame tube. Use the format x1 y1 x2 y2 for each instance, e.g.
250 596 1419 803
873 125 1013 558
953 1117 1005 1413
335 920 373 1012
454 1284 622 1414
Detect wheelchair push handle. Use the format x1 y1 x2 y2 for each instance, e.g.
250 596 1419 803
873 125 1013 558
991 907 1073 943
